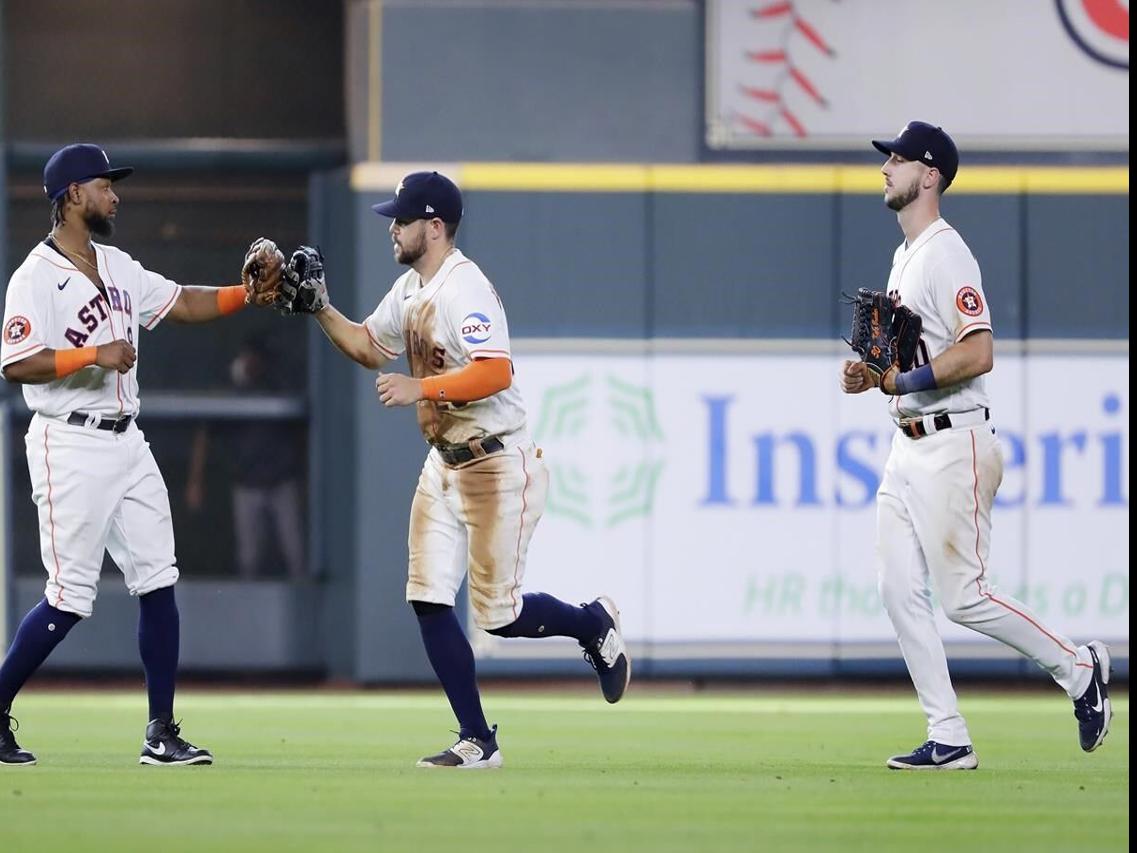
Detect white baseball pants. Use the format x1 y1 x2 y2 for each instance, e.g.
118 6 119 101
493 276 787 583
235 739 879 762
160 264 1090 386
876 423 1094 745
406 438 548 630
26 414 179 617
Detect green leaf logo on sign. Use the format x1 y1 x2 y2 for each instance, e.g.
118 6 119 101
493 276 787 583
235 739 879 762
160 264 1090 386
533 373 665 527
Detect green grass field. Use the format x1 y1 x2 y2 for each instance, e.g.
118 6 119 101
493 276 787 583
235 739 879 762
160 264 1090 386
0 688 1128 853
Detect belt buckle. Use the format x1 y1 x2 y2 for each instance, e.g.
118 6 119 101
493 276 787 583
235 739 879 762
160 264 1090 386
111 415 130 433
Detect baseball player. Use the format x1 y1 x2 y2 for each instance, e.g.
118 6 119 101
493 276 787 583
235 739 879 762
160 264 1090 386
0 143 269 767
268 171 630 768
841 122 1112 769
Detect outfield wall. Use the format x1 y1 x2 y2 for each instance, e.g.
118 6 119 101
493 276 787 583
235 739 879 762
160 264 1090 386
314 163 1129 681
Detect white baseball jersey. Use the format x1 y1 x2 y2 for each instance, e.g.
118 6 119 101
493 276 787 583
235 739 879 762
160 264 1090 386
362 248 545 628
874 219 1093 746
1 240 183 617
884 218 992 420
363 249 526 446
2 240 182 417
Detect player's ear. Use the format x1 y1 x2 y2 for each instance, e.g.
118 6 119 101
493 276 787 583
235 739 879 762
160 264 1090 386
69 184 81 205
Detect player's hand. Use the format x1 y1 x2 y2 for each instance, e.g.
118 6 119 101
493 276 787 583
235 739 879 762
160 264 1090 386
879 365 899 395
840 359 876 394
376 372 423 407
96 339 137 373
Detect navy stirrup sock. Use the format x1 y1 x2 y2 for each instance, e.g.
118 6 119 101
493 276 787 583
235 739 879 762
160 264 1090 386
488 592 603 643
138 586 180 722
413 603 491 742
0 598 81 712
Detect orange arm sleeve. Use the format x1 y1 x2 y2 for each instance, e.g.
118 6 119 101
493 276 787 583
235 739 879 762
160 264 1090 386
216 285 248 315
420 358 512 403
55 346 97 378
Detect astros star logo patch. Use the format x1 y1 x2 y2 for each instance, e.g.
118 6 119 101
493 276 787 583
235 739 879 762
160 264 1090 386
4 315 31 345
955 285 984 317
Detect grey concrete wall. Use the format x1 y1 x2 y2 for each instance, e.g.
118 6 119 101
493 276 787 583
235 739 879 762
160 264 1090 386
347 0 700 163
432 190 1130 340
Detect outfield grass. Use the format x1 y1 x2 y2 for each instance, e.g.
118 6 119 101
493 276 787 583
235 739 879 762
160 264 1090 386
0 688 1127 853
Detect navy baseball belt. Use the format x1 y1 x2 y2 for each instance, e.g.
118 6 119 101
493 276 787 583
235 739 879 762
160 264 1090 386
434 435 505 465
67 411 134 433
899 407 989 439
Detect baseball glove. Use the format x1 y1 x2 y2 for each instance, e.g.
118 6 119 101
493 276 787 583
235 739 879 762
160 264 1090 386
277 245 328 315
891 304 923 373
241 237 286 307
841 288 896 379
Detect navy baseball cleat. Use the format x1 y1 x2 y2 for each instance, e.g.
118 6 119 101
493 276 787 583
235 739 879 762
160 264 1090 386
416 724 502 769
1073 640 1112 752
1 712 37 767
139 718 213 766
581 596 630 704
886 740 978 770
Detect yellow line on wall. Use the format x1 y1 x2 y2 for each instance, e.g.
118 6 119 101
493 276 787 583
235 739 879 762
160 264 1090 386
351 162 1128 194
462 163 651 192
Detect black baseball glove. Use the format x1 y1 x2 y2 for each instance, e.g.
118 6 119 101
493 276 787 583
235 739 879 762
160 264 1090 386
891 304 923 373
277 246 328 315
841 288 896 379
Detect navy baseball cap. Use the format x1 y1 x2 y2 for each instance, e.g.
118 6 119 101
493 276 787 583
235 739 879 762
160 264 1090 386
43 143 134 201
372 171 463 223
872 121 959 188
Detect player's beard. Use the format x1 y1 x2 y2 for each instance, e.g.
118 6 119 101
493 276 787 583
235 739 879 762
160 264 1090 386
84 208 115 238
885 176 920 211
395 230 427 266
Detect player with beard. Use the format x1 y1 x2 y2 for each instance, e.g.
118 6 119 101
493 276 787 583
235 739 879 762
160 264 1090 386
282 170 631 768
840 122 1112 769
0 143 263 767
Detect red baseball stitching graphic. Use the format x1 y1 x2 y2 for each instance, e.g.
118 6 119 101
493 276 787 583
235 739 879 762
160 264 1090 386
734 1 837 138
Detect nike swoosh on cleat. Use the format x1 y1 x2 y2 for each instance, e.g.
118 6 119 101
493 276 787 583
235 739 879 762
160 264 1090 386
145 741 167 756
931 748 959 763
58 277 71 291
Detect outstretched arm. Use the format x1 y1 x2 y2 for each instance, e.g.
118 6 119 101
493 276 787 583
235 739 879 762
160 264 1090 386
164 285 247 324
315 304 390 370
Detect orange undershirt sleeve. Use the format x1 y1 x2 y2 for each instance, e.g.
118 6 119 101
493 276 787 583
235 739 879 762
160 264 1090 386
420 357 512 403
55 346 98 378
216 285 248 315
